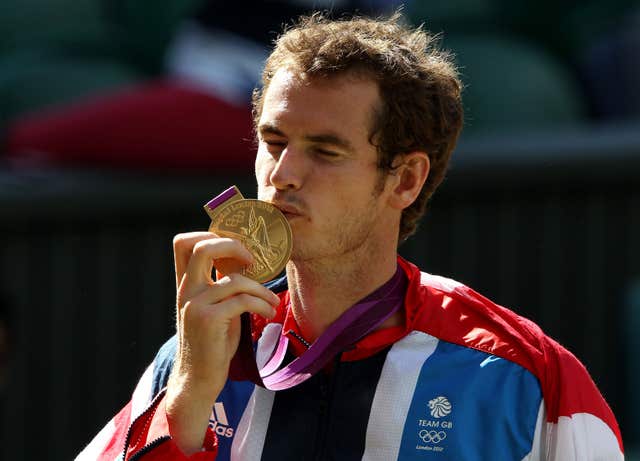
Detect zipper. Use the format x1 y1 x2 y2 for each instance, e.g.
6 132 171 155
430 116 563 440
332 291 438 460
287 329 311 348
121 389 168 461
127 436 171 461
312 355 342 461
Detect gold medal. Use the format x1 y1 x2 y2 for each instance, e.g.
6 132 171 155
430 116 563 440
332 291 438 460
204 186 292 283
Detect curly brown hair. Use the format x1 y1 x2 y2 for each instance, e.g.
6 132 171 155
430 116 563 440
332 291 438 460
252 12 464 242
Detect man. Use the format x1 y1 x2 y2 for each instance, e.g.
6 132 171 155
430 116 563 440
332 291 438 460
77 13 624 461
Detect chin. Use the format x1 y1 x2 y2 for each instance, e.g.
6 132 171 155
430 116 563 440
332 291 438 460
288 244 322 263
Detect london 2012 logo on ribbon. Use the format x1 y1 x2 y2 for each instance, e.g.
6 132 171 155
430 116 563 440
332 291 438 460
415 396 454 453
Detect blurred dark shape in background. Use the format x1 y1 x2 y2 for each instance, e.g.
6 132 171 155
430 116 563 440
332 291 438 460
0 292 10 391
1 0 639 170
579 8 640 120
0 290 11 452
626 280 640 452
408 0 640 132
0 1 638 460
0 0 399 171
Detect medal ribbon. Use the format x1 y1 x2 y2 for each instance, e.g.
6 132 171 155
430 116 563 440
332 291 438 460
229 266 407 390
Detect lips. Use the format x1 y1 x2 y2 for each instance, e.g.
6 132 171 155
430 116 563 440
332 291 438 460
271 202 302 217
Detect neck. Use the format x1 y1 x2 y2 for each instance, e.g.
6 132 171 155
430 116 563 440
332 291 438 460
286 244 400 343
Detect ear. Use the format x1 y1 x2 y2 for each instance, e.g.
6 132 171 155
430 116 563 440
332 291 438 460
386 151 430 210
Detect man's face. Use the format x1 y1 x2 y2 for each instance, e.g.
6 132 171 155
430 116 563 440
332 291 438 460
255 68 397 262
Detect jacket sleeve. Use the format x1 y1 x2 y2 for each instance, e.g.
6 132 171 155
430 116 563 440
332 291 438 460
75 370 218 460
122 390 218 460
74 362 157 460
525 338 625 460
75 336 219 460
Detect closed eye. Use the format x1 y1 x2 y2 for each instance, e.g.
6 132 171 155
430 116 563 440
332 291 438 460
263 139 286 155
313 147 340 158
264 139 286 147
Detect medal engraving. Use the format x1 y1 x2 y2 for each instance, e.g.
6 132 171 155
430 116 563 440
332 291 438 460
205 187 292 283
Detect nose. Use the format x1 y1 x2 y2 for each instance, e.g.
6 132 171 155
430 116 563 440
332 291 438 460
269 147 305 191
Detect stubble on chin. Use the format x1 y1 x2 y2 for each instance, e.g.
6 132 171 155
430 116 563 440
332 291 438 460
289 212 379 266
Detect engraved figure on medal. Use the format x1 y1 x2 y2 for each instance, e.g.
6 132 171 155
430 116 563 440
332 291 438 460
240 207 277 275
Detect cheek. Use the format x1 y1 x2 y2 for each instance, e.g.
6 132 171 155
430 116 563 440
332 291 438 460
254 151 272 185
255 153 277 201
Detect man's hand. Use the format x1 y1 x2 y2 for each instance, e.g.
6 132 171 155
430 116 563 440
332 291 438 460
165 232 280 455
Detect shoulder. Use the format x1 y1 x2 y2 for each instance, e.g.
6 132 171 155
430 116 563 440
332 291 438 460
410 266 586 389
401 257 550 369
149 335 177 397
402 259 622 451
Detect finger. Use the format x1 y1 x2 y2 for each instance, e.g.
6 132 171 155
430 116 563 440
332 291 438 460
212 293 278 320
182 238 254 299
193 273 281 307
213 257 247 279
173 232 219 288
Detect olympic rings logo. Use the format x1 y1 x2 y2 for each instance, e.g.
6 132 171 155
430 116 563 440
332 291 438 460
418 430 447 444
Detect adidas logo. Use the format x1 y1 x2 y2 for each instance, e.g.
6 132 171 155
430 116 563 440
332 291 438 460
209 402 235 438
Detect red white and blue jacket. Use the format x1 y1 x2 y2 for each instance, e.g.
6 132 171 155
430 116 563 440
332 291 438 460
76 257 624 460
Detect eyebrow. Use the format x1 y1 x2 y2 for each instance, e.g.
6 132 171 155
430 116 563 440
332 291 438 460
259 124 355 153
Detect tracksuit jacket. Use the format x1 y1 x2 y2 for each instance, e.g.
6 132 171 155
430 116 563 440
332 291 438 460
77 257 624 460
